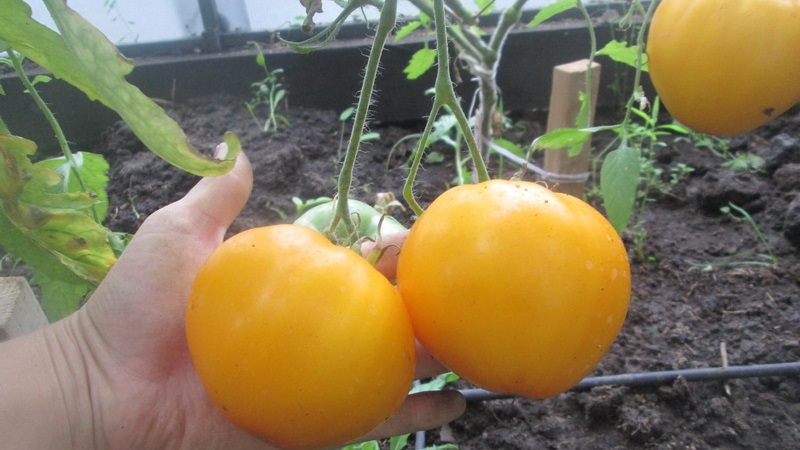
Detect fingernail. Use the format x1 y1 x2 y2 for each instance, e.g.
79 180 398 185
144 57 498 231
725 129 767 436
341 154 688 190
213 142 229 160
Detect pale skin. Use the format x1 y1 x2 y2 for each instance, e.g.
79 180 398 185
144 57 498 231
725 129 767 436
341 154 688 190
0 151 465 449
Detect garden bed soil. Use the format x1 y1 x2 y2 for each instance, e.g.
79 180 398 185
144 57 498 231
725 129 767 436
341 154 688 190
85 94 800 448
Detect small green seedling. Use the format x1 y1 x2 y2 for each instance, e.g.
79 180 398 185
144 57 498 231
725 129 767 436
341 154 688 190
245 41 290 133
690 202 777 271
292 196 333 213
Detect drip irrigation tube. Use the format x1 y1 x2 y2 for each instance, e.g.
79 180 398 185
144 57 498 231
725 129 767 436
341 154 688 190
458 361 800 402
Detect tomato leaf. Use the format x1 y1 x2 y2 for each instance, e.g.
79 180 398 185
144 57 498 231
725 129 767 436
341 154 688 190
597 40 649 72
410 372 460 393
474 0 496 15
533 128 591 151
394 20 421 42
0 134 118 320
528 0 577 28
492 138 527 159
34 270 93 321
388 434 410 450
600 144 641 231
404 47 437 80
0 0 238 176
36 152 110 221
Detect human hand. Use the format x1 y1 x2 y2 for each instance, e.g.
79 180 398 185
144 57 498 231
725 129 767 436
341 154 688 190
0 151 464 449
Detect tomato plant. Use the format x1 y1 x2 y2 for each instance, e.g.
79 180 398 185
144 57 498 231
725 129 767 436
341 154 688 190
647 0 800 136
396 180 631 399
186 224 416 450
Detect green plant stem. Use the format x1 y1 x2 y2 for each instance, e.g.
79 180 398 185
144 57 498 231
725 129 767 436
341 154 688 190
403 0 490 216
575 0 597 129
475 0 526 160
618 0 659 147
407 0 491 59
8 49 99 223
726 203 777 265
444 0 479 25
332 0 397 240
0 115 9 135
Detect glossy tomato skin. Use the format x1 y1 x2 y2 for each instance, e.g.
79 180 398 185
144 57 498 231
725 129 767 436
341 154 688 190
647 0 800 136
186 224 416 450
397 180 630 399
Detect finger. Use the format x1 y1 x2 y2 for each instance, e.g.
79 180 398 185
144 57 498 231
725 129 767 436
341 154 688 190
87 150 253 330
361 231 408 280
172 149 254 241
357 390 466 442
415 341 449 379
133 148 253 250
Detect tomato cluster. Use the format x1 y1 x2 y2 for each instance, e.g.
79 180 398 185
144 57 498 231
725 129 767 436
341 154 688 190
186 181 631 449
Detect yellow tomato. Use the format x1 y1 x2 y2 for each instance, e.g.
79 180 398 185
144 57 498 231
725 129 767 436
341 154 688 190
186 224 415 450
647 0 800 136
397 180 630 399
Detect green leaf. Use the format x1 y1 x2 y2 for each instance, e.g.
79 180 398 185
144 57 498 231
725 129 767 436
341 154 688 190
36 152 110 221
533 128 591 151
341 440 381 450
425 151 445 164
360 132 381 142
339 106 355 122
389 434 411 450
492 138 526 159
252 41 266 68
0 0 238 176
418 12 431 25
600 145 641 231
411 372 460 394
34 270 93 321
722 153 765 172
597 40 649 72
528 0 577 28
0 211 94 321
404 47 437 80
31 74 52 85
395 20 422 42
575 91 591 129
474 0 496 15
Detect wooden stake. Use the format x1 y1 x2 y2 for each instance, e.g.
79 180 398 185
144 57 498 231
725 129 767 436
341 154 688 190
543 59 601 197
0 277 49 341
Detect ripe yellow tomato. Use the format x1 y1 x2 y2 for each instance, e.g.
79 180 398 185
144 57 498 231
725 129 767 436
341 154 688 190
647 0 800 136
186 224 416 450
397 180 630 399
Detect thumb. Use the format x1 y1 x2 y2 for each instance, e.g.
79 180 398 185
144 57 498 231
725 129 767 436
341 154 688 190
165 148 254 242
82 149 253 356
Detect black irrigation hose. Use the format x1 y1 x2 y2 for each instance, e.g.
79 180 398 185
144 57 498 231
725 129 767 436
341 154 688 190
459 361 800 402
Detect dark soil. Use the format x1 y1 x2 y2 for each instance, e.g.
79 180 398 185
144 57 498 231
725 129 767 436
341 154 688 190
94 94 800 449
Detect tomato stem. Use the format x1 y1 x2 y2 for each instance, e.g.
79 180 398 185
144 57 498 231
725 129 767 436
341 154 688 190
403 0 490 216
575 0 597 130
7 49 101 224
619 0 659 147
332 0 397 242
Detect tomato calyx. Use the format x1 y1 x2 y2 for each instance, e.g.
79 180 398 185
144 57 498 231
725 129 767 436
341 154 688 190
294 197 407 247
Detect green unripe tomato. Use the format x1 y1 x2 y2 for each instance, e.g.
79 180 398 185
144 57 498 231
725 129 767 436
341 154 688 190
294 199 406 243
